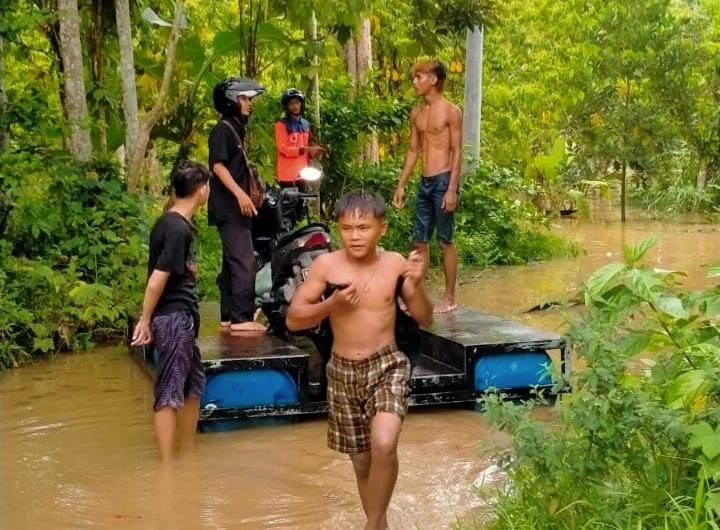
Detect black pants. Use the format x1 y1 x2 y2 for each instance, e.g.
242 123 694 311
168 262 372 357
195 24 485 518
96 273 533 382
217 223 255 323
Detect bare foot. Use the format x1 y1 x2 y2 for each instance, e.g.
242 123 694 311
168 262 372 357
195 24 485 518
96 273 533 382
433 300 457 314
229 321 267 333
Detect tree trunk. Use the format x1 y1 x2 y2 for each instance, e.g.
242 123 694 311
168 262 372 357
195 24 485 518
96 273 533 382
344 39 358 91
621 159 627 222
32 0 71 151
697 159 708 191
90 0 107 153
354 18 378 163
125 0 185 193
307 11 321 136
115 0 139 171
356 18 372 86
145 141 164 199
57 0 92 162
237 0 261 78
0 30 8 153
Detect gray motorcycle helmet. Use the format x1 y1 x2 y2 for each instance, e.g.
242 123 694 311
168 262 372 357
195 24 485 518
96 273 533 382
213 77 266 117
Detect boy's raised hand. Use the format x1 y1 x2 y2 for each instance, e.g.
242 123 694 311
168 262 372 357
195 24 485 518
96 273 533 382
403 251 425 286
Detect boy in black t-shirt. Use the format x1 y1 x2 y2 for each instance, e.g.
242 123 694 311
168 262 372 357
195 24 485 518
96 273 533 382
131 161 211 462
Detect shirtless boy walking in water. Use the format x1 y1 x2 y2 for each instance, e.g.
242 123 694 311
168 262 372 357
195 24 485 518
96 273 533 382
286 190 433 530
393 58 463 313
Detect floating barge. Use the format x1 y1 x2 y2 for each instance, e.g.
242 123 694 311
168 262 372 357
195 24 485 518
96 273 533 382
131 303 570 426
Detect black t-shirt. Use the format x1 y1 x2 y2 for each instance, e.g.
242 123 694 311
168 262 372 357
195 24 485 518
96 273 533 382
148 211 199 319
208 118 251 227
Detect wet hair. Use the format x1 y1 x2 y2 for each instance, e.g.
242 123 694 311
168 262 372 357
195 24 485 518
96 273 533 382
411 58 446 91
334 190 386 221
171 160 211 198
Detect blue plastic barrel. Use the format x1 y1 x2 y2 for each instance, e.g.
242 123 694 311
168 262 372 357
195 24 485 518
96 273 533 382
474 352 553 391
200 369 299 409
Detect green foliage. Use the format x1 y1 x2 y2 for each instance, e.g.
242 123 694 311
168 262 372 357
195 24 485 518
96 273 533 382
454 164 579 265
317 78 412 206
193 209 223 302
632 179 720 216
472 237 720 529
333 160 579 266
0 150 147 366
481 0 720 216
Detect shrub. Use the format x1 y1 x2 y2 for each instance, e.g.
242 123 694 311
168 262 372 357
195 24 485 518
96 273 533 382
473 237 720 529
0 150 148 364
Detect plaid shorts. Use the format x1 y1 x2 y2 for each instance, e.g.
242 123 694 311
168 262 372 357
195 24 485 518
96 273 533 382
326 344 411 454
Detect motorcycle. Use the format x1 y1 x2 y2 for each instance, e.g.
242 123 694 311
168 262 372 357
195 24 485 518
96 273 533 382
252 168 334 392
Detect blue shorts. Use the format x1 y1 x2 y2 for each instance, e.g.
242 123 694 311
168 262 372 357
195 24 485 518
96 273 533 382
413 171 456 244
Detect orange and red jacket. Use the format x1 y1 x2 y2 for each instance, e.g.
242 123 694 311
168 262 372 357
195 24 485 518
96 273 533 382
275 117 311 183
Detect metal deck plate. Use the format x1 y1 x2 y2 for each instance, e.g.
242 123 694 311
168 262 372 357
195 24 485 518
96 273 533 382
199 333 309 374
427 306 563 349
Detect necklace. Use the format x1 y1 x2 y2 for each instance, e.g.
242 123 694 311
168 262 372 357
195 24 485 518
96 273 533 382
351 252 381 293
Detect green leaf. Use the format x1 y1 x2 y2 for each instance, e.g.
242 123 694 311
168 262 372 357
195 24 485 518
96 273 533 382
707 262 720 278
32 337 55 353
212 31 240 54
584 262 626 303
699 295 720 316
617 332 650 357
656 295 689 320
255 22 287 44
627 268 661 304
623 235 661 265
688 422 720 460
706 492 720 517
666 370 713 410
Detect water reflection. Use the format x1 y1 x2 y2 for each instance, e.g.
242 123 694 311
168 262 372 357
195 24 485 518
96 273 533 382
2 210 718 529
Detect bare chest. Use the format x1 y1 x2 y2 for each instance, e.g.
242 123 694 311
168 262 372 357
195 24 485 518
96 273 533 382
416 108 449 136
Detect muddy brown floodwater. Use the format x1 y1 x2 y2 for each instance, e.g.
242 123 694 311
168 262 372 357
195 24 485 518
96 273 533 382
2 206 718 529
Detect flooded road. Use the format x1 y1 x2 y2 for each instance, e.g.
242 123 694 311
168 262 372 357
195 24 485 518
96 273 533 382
2 208 718 530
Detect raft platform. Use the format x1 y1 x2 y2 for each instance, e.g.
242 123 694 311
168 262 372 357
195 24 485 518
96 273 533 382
131 304 570 424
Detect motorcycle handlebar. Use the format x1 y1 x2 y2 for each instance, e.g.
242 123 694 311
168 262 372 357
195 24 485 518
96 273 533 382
278 188 319 200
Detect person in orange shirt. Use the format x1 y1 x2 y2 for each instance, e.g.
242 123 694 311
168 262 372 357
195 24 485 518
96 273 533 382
274 88 325 189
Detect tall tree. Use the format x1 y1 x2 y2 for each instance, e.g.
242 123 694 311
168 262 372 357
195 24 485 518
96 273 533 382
344 17 378 162
57 0 92 161
115 0 185 192
565 0 681 221
114 0 138 171
0 27 8 153
87 0 112 153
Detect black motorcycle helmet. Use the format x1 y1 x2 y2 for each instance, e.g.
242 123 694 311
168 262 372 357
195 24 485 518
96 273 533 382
280 88 306 115
213 77 266 117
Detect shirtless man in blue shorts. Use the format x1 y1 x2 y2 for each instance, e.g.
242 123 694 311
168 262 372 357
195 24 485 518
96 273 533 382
286 190 433 530
393 58 463 313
